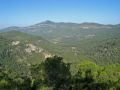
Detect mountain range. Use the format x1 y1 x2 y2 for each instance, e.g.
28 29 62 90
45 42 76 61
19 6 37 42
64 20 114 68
0 20 120 74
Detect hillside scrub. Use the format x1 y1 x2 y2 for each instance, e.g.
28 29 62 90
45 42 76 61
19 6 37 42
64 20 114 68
0 56 120 90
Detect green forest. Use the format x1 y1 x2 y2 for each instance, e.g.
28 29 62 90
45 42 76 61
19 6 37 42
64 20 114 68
0 22 120 90
1 56 120 90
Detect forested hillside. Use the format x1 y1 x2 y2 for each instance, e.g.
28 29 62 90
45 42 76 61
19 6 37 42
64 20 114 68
1 21 120 64
0 22 120 90
0 56 120 90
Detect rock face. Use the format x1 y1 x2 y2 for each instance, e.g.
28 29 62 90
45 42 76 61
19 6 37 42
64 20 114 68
12 41 20 46
25 44 44 53
43 52 52 59
25 43 52 58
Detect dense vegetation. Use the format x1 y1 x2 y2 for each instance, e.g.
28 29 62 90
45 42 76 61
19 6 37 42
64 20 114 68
0 56 120 90
1 22 120 65
0 23 120 90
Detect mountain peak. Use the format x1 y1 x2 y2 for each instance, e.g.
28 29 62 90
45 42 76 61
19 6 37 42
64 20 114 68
40 20 55 24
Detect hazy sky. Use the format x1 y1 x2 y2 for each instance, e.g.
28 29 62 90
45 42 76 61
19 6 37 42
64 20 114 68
0 0 120 28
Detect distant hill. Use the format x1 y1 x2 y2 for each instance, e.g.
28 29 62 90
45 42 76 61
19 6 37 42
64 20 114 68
0 21 120 65
0 21 116 40
0 31 55 75
0 30 90 75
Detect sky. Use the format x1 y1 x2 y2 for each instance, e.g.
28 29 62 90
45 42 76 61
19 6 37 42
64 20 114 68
0 0 120 28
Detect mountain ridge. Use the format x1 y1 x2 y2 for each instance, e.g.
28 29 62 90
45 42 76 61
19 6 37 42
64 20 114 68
0 20 119 31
